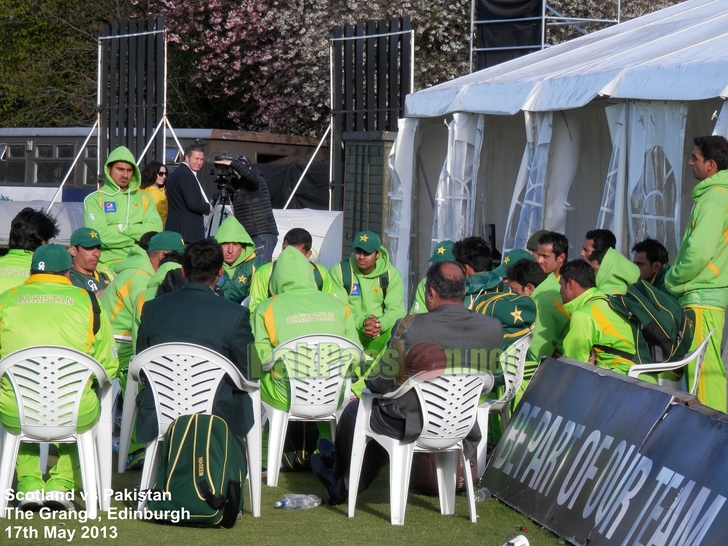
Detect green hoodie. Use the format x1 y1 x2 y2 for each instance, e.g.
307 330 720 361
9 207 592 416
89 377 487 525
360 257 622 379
83 146 163 266
214 216 261 304
463 270 501 310
666 169 728 308
562 286 639 376
0 274 119 433
0 249 32 295
596 248 640 295
252 246 360 410
330 246 405 353
527 272 570 362
248 258 333 313
131 262 183 341
101 245 155 368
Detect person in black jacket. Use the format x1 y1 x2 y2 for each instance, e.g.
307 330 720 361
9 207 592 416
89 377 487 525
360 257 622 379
165 144 212 243
311 261 503 504
216 155 278 263
135 239 255 445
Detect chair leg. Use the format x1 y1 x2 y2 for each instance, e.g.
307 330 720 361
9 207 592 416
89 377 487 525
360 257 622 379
0 432 20 517
246 392 262 517
77 435 98 520
137 440 161 512
117 377 139 474
475 406 490 479
265 407 289 487
40 442 49 474
347 436 369 518
388 444 415 526
462 451 477 523
435 451 457 515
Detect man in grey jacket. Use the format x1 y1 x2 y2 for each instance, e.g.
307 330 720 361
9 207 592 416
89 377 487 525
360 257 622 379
311 260 503 504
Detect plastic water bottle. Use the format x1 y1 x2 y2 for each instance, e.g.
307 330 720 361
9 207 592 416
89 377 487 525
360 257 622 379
275 494 322 509
473 487 492 502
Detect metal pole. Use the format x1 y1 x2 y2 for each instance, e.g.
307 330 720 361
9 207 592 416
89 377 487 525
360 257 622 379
284 125 331 209
329 38 334 212
46 121 99 213
470 0 475 73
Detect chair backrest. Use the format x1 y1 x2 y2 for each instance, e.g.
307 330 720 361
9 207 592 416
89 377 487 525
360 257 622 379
129 343 251 431
496 333 532 405
412 372 487 451
0 346 110 440
272 335 362 418
688 330 714 396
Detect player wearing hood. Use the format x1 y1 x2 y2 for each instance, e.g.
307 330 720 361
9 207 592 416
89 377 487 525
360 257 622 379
83 146 163 267
214 216 261 304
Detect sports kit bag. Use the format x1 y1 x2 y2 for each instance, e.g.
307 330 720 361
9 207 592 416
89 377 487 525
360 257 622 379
146 413 246 528
595 280 696 376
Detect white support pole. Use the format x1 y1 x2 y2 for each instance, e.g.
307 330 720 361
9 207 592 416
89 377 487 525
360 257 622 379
284 125 331 209
46 120 99 214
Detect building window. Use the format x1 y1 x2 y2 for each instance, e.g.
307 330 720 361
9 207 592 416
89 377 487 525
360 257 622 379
0 144 27 185
34 144 74 185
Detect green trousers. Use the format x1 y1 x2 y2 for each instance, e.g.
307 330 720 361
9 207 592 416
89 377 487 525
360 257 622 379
0 385 100 494
687 306 726 412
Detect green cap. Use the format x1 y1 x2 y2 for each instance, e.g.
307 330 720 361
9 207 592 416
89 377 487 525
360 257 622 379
352 230 381 254
31 244 73 273
493 249 535 277
149 231 185 252
527 229 550 252
70 227 102 248
428 240 455 263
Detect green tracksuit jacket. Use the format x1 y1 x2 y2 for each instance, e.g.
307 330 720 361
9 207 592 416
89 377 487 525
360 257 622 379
410 277 427 314
0 274 119 432
101 245 155 368
562 287 637 376
215 216 261 304
252 246 360 410
83 146 163 266
665 169 728 307
248 258 333 313
527 273 570 363
0 249 32 295
131 262 183 341
596 248 640 295
330 246 405 354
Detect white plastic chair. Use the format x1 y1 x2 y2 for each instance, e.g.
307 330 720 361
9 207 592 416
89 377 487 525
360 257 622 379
262 334 362 487
627 329 714 396
475 333 531 479
117 342 262 517
0 346 113 519
347 371 488 525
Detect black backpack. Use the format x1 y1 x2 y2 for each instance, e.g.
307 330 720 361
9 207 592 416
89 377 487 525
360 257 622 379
594 280 695 370
339 260 389 298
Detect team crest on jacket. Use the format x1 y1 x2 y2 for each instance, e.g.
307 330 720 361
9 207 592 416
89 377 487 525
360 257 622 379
351 283 361 296
104 202 117 213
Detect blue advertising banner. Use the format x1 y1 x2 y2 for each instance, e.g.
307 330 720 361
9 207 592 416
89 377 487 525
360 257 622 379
483 357 728 546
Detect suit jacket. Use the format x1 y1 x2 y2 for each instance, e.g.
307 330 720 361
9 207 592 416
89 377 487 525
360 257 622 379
366 304 503 450
135 282 255 441
165 163 210 243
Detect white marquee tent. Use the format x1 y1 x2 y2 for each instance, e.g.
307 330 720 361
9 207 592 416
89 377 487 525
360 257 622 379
386 0 728 296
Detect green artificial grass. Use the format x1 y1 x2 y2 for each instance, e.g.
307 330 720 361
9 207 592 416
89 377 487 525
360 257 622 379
3 455 566 546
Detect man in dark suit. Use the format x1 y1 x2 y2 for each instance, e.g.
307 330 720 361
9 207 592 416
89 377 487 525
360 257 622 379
135 239 255 444
165 144 212 243
312 260 504 504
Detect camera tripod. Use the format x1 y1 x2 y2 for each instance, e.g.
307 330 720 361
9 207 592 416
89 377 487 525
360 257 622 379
205 183 235 238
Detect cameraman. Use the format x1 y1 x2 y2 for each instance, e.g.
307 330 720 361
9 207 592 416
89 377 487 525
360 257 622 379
215 156 278 264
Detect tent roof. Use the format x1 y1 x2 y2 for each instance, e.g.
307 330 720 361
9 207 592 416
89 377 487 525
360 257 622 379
404 0 728 117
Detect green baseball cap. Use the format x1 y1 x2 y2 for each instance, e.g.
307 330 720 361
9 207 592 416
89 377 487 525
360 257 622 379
148 231 185 252
70 227 102 248
428 240 455 263
493 249 535 277
31 244 73 273
352 230 381 254
527 229 550 252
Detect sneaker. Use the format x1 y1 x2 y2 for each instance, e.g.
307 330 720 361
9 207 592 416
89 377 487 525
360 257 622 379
126 448 146 470
44 490 75 512
17 490 44 511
